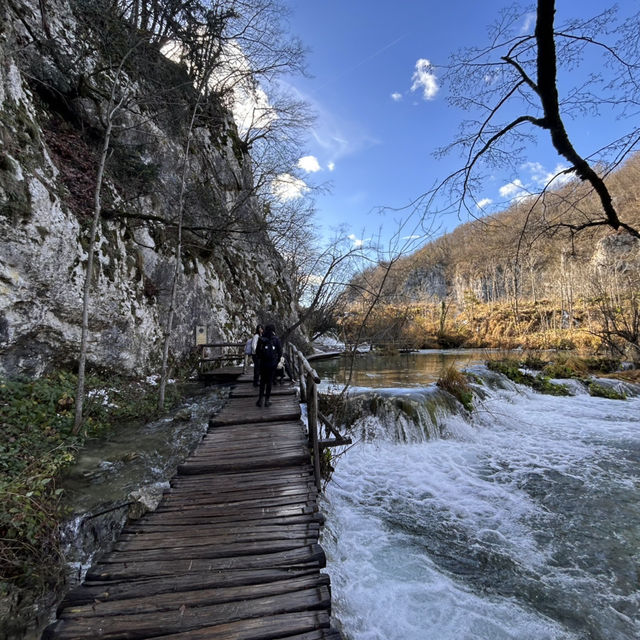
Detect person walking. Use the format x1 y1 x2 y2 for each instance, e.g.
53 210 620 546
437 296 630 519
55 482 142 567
255 324 281 407
251 324 263 387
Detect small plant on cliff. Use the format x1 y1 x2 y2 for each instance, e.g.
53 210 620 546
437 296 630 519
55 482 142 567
437 366 474 411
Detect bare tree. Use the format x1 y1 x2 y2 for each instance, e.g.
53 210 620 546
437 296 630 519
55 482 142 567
435 0 640 238
72 8 144 433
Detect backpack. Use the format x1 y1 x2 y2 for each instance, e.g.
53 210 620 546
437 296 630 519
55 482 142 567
257 335 280 367
244 337 253 355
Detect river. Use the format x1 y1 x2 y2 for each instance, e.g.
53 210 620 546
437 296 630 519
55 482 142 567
313 351 640 640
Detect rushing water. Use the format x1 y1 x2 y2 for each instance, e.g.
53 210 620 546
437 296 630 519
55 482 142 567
58 384 228 587
314 353 640 640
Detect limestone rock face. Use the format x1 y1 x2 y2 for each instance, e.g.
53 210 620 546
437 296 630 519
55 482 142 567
0 0 298 377
591 231 640 273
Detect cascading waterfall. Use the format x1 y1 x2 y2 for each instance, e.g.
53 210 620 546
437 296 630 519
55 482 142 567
319 364 640 640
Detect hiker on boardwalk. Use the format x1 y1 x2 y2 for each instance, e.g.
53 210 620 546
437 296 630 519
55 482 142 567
250 324 264 386
256 324 282 407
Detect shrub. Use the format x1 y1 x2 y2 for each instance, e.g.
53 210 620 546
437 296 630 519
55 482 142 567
437 366 474 411
0 371 183 609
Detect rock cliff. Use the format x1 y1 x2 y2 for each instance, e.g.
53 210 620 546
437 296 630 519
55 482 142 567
0 0 299 377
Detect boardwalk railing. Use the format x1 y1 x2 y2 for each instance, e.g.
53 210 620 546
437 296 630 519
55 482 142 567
197 342 245 374
286 343 352 491
197 341 352 491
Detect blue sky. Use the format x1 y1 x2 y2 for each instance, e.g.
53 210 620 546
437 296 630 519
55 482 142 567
277 0 639 250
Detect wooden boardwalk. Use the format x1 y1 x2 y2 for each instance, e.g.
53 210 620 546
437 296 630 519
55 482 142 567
43 376 343 640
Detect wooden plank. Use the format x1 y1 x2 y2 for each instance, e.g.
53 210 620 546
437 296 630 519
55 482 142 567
60 574 330 618
60 568 320 608
48 587 330 640
162 484 317 503
126 513 324 530
156 494 317 514
115 529 318 552
99 537 319 563
177 452 309 475
85 544 326 580
147 611 330 640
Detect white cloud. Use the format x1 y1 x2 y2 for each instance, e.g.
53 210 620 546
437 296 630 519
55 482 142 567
523 161 573 188
476 198 493 210
499 179 528 200
272 173 310 201
298 155 321 173
391 92 403 102
410 59 439 101
327 162 335 172
348 233 368 248
521 12 536 34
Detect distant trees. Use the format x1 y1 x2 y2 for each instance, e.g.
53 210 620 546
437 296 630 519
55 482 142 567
437 0 640 239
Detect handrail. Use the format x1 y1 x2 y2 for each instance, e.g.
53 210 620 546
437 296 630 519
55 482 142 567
197 342 245 375
287 343 352 491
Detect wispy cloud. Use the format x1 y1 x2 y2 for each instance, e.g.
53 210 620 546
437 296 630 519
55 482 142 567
272 173 309 201
476 198 493 210
410 59 439 101
348 233 369 248
521 12 536 34
327 162 335 172
391 92 403 102
298 155 321 173
523 161 573 188
499 179 529 201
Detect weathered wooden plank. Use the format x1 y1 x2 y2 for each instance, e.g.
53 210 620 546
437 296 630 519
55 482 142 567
185 445 309 462
114 531 318 554
157 494 317 514
170 467 314 484
178 452 309 475
141 611 331 640
209 404 301 427
162 485 317 506
47 587 330 640
85 544 326 580
100 537 318 563
60 574 330 619
127 508 318 530
119 522 318 543
59 568 320 608
126 513 324 531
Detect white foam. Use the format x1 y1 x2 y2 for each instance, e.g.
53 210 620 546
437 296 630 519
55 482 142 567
322 373 640 640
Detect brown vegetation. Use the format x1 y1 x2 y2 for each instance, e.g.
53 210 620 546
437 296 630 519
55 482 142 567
337 154 640 362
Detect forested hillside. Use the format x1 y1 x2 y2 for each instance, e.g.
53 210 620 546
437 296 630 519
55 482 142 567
339 154 640 359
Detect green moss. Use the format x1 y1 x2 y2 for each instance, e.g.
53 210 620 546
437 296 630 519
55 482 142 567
588 382 626 400
542 362 578 379
487 359 571 396
0 370 184 606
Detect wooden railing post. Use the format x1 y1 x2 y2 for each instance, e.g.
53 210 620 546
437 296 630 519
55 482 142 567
298 353 307 402
307 372 321 491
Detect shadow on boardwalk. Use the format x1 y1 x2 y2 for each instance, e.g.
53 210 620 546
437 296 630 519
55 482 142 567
43 375 343 640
